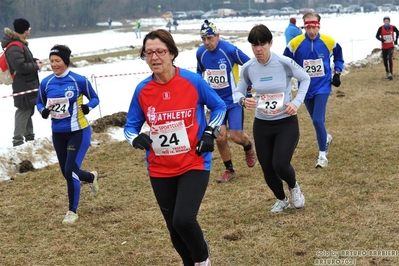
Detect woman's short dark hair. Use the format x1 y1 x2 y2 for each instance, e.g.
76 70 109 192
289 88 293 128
247 24 273 45
140 29 179 62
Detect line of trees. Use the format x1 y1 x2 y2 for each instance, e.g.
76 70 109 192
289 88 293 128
1 0 107 34
1 0 395 36
0 0 211 35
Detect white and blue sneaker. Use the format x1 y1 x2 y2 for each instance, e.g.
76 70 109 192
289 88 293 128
289 182 305 209
316 156 328 168
270 197 290 213
62 211 78 224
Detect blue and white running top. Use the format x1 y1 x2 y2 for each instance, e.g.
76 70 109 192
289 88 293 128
37 69 99 133
196 40 250 107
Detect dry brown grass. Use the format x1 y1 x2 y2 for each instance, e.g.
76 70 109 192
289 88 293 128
2 55 399 266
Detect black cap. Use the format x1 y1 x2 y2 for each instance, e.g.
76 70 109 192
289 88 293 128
13 18 30 34
49 45 71 66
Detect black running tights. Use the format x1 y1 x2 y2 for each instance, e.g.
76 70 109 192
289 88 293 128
253 116 299 200
150 170 210 265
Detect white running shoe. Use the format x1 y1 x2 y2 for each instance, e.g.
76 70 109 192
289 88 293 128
195 258 211 266
62 211 78 224
289 183 305 209
89 171 99 197
326 134 333 155
270 197 290 213
315 156 328 168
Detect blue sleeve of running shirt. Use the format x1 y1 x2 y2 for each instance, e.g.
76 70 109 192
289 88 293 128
283 46 294 59
36 74 56 113
81 77 99 109
196 46 206 75
332 43 344 73
196 75 226 129
36 81 47 112
124 83 147 146
235 47 251 65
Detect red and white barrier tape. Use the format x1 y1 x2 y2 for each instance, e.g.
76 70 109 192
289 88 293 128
1 67 197 99
1 89 38 99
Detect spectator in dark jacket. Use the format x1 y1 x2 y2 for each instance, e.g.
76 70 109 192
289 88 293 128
173 19 179 32
1 18 43 146
166 20 172 33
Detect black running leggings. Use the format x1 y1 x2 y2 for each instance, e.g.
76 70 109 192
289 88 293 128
150 170 210 265
382 47 394 73
253 116 299 200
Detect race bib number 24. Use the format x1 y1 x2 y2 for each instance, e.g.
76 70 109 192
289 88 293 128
150 120 191 156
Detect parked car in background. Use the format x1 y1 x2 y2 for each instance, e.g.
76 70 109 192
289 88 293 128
279 7 298 16
239 8 261 16
347 4 361 13
187 10 205 19
172 11 188 20
298 8 314 15
264 9 280 17
329 4 343 13
239 9 249 16
218 8 235 17
201 10 219 19
314 7 330 14
363 3 379 12
247 8 262 16
229 10 242 17
382 3 397 12
162 11 173 19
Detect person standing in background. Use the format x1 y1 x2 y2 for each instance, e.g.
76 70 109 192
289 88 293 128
37 45 100 224
107 17 112 29
375 16 399 80
1 18 43 147
166 19 172 33
285 17 303 92
284 12 344 168
135 19 141 39
284 17 302 45
173 18 179 33
196 19 256 183
124 29 226 266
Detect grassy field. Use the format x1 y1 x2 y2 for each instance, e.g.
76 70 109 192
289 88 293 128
1 50 399 265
